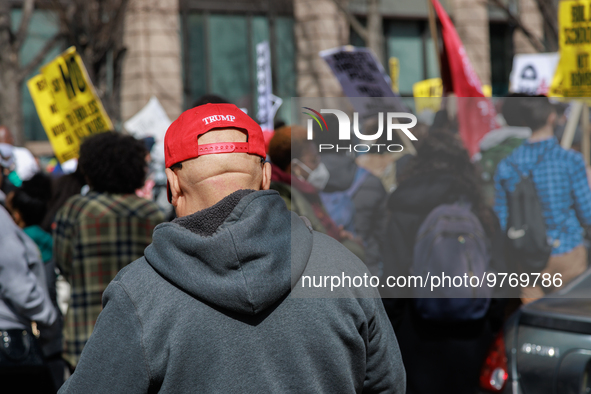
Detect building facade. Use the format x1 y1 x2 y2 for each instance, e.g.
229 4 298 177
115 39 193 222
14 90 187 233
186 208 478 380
17 0 542 147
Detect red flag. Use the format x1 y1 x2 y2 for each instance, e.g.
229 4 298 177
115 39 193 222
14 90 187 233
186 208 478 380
431 0 497 157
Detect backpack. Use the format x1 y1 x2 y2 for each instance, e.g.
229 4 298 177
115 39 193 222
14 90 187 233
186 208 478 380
480 137 525 206
320 168 369 234
504 161 552 272
411 202 492 321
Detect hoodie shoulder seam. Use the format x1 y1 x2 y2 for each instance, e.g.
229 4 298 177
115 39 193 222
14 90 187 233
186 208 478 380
111 280 154 384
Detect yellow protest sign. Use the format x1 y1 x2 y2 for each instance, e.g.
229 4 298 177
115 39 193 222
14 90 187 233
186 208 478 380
389 57 400 94
27 75 78 163
413 78 443 113
553 0 591 97
27 46 112 163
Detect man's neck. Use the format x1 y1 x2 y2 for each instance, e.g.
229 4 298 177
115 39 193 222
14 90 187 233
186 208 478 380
528 126 554 143
178 188 248 217
173 189 256 236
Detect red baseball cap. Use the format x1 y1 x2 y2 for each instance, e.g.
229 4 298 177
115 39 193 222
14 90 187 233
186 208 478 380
164 103 266 168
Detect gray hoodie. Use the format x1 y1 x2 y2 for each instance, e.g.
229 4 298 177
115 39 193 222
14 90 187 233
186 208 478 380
59 190 405 393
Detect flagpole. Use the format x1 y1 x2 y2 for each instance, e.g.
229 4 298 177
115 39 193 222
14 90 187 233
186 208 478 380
427 0 442 78
561 101 583 150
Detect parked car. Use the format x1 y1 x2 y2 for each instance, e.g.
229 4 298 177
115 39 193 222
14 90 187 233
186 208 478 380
479 269 591 393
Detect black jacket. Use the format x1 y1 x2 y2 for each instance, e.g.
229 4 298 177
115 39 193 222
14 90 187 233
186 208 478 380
382 171 506 394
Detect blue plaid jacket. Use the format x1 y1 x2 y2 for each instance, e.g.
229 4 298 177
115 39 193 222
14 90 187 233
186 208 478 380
494 137 591 255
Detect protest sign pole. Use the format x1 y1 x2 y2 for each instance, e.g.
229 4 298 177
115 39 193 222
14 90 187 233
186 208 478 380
561 100 584 150
427 0 442 77
582 102 590 165
389 57 400 94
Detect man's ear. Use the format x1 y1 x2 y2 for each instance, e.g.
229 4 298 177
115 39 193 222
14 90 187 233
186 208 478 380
12 210 24 228
165 168 182 207
548 111 557 126
261 162 272 190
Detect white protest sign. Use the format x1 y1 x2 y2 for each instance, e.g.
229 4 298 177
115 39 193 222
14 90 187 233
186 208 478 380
256 41 282 132
320 46 406 120
510 53 559 95
124 96 172 142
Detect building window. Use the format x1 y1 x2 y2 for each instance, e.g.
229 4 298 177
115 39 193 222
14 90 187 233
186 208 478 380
490 22 513 96
351 19 439 97
182 12 296 124
385 20 439 96
13 10 62 141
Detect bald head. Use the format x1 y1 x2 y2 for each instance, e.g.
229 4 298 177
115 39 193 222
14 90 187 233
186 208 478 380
166 128 271 217
0 126 14 145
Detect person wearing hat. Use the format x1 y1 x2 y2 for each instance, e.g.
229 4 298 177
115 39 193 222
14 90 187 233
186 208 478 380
0 125 40 183
0 143 18 206
58 103 405 393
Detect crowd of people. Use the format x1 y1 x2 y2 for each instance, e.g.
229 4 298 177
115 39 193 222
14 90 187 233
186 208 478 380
0 94 590 393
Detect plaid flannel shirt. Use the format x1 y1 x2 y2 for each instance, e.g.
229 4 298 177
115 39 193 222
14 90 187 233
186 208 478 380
53 192 164 367
494 137 591 255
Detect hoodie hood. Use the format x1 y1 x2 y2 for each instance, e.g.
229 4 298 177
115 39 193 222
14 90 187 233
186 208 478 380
321 153 357 193
144 190 312 316
387 172 459 214
172 189 255 236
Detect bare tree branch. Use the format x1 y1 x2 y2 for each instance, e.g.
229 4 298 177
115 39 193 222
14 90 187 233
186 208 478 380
534 0 558 48
13 0 35 52
17 32 63 82
93 0 129 64
488 0 545 52
49 0 77 46
51 0 127 122
0 1 15 51
534 0 558 37
330 0 368 42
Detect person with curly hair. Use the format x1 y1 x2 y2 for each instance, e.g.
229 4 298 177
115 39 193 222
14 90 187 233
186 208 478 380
53 132 165 369
382 130 506 394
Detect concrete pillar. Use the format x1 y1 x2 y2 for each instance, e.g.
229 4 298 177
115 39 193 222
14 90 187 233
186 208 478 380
120 0 183 122
294 0 348 97
451 0 491 85
514 0 544 54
